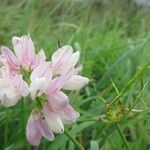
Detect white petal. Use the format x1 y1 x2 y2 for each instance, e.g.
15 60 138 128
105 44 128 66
63 75 89 90
12 36 22 61
67 51 80 67
30 62 52 81
37 49 46 61
43 103 64 133
30 78 47 100
0 88 20 107
52 45 73 65
45 115 64 133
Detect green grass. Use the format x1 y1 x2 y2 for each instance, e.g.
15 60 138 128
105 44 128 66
1 0 150 149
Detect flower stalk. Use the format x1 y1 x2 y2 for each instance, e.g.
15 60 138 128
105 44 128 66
115 123 131 150
110 61 150 106
64 128 85 150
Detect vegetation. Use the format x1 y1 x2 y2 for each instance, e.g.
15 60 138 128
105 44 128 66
0 0 150 149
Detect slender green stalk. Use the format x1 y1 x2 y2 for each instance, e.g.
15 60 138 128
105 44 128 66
115 123 131 150
64 128 85 150
110 61 150 106
21 99 26 142
4 110 8 148
123 81 149 120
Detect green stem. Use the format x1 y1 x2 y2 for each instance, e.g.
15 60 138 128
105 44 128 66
110 61 150 106
115 123 131 150
4 110 8 148
123 81 149 120
21 99 26 142
64 128 85 150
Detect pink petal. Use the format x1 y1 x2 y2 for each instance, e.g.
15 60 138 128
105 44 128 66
12 35 36 70
1 46 20 73
46 67 75 93
48 91 68 112
60 104 80 124
26 114 42 146
37 118 54 141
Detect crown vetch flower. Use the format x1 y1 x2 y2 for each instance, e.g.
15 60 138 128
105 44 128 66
0 35 89 146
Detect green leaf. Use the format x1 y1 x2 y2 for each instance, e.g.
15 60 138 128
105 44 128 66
90 140 99 150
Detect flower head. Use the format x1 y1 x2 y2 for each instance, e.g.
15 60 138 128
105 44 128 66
0 35 89 146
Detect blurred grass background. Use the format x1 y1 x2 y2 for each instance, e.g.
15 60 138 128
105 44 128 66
1 0 150 149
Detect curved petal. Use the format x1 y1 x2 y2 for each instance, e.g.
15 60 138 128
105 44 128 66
37 49 46 62
30 62 52 81
1 46 20 72
46 68 75 93
12 36 22 60
37 118 54 141
12 35 36 70
6 74 29 97
60 104 80 124
48 91 68 112
43 102 64 133
26 114 42 146
67 51 80 67
51 45 73 74
30 78 47 100
60 51 80 74
63 75 89 90
0 88 21 107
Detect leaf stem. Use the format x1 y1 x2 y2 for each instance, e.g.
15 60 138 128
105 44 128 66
21 99 26 142
110 61 150 106
64 128 85 150
115 123 131 150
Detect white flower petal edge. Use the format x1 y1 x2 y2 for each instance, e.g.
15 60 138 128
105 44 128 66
63 75 89 90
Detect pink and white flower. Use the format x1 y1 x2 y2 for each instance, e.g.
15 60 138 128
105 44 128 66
0 35 89 146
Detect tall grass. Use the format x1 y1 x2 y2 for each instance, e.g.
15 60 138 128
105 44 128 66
1 0 150 149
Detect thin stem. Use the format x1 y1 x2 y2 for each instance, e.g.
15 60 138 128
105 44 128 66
21 99 26 142
123 81 149 120
4 110 8 148
64 128 85 150
115 123 131 150
110 61 150 106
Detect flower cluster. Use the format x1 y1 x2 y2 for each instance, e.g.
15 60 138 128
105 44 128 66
0 35 89 146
